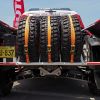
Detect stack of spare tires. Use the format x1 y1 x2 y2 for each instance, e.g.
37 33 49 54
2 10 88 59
17 15 84 63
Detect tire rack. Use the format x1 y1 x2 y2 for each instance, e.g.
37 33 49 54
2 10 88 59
0 61 100 67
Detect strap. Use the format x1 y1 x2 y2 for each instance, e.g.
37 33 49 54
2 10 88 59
47 16 51 63
24 16 30 63
68 15 76 63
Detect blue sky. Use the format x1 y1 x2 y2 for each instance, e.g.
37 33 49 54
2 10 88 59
0 0 100 27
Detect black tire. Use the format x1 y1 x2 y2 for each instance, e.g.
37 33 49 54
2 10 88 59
18 16 39 62
0 69 14 96
40 16 48 62
40 16 60 62
28 16 39 62
72 15 83 62
61 16 71 62
61 15 83 62
17 17 27 62
51 16 60 62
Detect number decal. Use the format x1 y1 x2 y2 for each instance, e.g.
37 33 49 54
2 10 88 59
0 46 15 58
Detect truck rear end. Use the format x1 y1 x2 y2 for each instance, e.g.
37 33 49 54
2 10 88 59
0 8 100 96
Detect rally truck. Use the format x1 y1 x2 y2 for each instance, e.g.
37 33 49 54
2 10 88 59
0 8 100 96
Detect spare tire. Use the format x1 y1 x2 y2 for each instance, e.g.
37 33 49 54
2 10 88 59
40 16 60 62
61 15 83 62
28 16 39 62
17 16 39 62
39 16 48 62
61 16 71 62
17 17 27 62
72 15 83 62
51 16 60 62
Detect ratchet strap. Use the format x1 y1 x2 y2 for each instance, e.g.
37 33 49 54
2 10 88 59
68 15 76 63
24 16 30 63
47 16 51 63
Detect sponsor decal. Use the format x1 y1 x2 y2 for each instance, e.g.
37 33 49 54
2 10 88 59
13 0 24 28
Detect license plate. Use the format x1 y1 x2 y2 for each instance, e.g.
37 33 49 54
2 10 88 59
0 46 15 58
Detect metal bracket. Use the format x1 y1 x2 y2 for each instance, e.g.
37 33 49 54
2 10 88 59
70 45 75 53
39 67 61 76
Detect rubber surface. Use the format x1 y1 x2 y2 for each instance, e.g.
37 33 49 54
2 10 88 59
72 15 83 62
61 15 83 62
28 16 39 62
17 16 39 62
17 17 27 62
40 16 60 62
51 16 60 62
61 16 71 62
